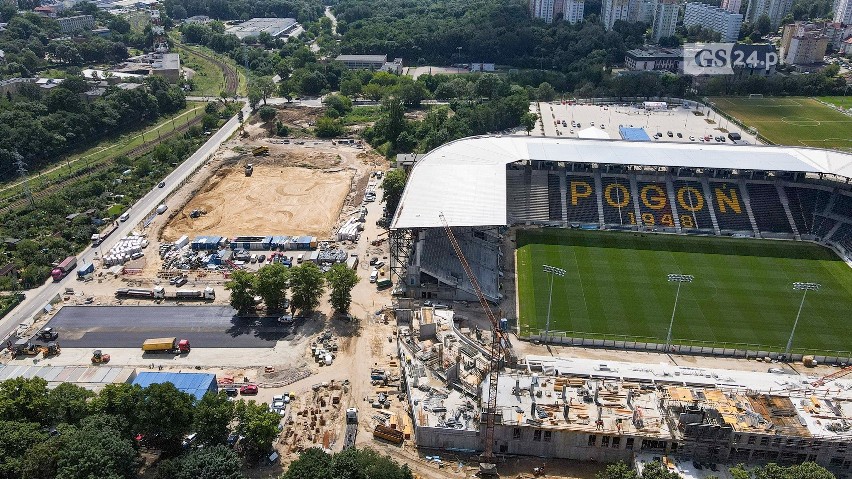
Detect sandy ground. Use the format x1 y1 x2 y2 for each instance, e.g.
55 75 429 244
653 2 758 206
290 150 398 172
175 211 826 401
162 164 352 240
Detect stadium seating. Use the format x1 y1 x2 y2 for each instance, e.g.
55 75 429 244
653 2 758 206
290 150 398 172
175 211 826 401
671 180 715 231
635 180 675 229
565 174 600 224
708 181 753 232
548 174 563 221
832 192 852 219
784 186 833 235
506 169 549 223
600 176 635 226
745 183 793 233
418 228 501 302
811 215 837 240
828 222 852 254
529 171 550 221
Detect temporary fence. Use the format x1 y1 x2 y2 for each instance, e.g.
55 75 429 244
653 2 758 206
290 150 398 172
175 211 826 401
523 329 852 365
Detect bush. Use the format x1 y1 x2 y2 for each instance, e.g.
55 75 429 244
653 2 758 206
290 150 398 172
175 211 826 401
258 105 277 122
314 116 343 138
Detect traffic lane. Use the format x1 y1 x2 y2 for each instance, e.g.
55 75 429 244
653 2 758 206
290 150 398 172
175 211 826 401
42 306 289 348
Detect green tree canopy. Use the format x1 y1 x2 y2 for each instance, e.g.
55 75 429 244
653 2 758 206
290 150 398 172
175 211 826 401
256 263 291 312
193 392 236 447
234 400 280 464
380 168 407 216
226 270 257 315
289 262 325 312
326 263 360 313
135 383 195 452
154 445 245 479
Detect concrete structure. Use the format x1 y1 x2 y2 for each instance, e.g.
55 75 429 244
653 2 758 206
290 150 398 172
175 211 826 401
336 54 388 70
651 0 679 42
0 364 136 392
119 53 181 82
825 22 852 49
225 17 300 41
624 47 682 71
530 0 584 23
563 0 585 23
835 0 852 24
684 3 744 42
603 0 631 30
781 23 830 65
132 372 218 400
184 15 211 24
721 0 742 13
531 0 558 23
0 77 35 96
745 0 793 29
628 0 656 23
57 14 95 33
843 37 852 55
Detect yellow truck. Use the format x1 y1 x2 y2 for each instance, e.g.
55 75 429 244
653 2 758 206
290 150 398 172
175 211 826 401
251 146 269 156
142 337 191 353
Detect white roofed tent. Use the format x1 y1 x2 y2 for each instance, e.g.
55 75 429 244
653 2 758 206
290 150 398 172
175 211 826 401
390 136 852 229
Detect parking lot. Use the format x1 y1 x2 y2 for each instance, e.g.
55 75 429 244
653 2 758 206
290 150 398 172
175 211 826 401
41 306 288 348
535 102 761 145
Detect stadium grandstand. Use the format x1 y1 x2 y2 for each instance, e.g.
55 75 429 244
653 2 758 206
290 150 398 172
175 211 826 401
389 137 852 306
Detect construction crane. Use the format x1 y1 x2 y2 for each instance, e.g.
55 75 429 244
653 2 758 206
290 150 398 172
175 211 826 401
811 365 852 387
438 213 509 469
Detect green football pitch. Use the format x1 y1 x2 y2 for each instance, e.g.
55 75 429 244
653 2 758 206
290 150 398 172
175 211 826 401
516 229 852 355
709 97 852 152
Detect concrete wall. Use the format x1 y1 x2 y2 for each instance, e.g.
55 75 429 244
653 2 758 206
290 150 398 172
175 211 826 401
414 424 482 451
494 424 650 462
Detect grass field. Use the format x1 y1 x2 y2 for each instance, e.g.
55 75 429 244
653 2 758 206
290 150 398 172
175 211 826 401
516 229 852 355
709 97 852 151
819 96 852 110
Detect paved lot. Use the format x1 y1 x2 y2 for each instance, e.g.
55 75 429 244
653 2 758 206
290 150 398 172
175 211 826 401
41 306 287 348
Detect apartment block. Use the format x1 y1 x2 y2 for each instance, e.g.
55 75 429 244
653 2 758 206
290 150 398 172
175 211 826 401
651 0 680 42
683 3 744 42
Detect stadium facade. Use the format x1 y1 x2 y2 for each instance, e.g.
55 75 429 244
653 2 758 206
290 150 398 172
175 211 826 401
389 136 852 308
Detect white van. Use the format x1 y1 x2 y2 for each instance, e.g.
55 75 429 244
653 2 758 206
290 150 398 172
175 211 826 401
297 254 304 264
369 269 378 283
119 212 130 222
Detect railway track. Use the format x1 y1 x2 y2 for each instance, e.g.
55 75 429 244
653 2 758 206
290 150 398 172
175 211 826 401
0 115 203 215
180 44 238 95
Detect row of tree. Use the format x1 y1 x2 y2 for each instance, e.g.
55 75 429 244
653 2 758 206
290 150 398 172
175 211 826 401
226 262 359 315
0 376 279 478
598 461 837 479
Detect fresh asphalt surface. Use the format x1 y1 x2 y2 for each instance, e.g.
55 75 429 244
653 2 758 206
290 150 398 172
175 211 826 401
40 306 286 348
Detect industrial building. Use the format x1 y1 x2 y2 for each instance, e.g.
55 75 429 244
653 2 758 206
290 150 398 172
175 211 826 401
335 54 404 73
57 14 95 33
397 309 852 474
683 3 744 43
624 47 682 72
225 17 300 41
132 372 218 400
118 53 181 82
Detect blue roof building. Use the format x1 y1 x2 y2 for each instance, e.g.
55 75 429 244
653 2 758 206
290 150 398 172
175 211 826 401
131 372 217 400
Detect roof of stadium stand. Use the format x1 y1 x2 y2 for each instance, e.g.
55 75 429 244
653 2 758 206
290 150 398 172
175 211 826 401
391 136 852 229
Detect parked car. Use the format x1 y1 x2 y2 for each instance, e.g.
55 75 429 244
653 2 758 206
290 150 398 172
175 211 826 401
224 387 238 397
258 254 266 263
676 132 682 138
240 384 258 395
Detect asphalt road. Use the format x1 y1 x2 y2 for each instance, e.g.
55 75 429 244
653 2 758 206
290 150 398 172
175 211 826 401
0 101 252 345
41 306 287 348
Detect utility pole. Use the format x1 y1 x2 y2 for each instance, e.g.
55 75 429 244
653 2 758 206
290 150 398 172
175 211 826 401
543 265 566 343
666 274 694 350
786 282 820 357
14 151 33 207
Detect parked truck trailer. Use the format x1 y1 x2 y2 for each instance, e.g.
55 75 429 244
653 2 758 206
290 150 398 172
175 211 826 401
142 337 190 353
115 287 214 300
51 256 77 282
344 408 358 449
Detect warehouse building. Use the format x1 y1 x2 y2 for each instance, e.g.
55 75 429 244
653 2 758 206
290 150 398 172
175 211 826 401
226 17 300 41
0 364 136 392
132 372 218 400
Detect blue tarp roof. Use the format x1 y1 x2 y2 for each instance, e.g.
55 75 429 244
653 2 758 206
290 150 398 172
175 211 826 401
619 127 651 142
132 372 217 400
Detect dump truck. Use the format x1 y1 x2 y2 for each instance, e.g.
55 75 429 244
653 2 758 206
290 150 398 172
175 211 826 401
252 146 269 156
344 408 358 449
373 424 404 445
142 337 190 354
51 256 77 281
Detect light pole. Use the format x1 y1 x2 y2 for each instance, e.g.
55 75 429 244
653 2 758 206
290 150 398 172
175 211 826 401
666 274 694 350
785 282 820 357
543 265 566 342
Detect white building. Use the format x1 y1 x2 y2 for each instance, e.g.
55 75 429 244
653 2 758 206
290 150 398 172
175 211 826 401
721 0 742 13
603 0 631 29
628 0 656 23
684 3 744 42
745 0 793 29
530 0 585 23
651 0 679 42
57 14 94 33
532 0 557 23
564 0 585 23
835 0 852 24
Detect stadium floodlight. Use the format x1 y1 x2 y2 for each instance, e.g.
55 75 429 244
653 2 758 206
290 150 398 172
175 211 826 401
543 265 566 343
665 274 694 350
785 282 821 357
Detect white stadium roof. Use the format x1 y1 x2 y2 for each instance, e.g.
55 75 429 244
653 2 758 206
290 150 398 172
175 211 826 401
391 136 852 229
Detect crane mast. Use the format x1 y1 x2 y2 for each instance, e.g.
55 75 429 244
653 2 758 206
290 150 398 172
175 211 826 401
438 213 506 463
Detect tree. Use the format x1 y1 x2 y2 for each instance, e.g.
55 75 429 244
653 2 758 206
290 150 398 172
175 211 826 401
56 414 138 479
247 87 262 110
193 392 235 447
0 377 51 424
254 76 276 105
597 462 639 479
154 445 245 479
380 168 407 216
283 447 332 479
730 462 837 479
521 112 538 135
135 383 194 452
226 270 257 315
48 383 93 426
536 81 557 101
234 400 280 464
88 383 143 424
323 93 353 116
258 105 277 122
326 263 359 313
315 116 344 138
289 262 325 312
255 263 291 312
340 78 362 97
0 420 48 478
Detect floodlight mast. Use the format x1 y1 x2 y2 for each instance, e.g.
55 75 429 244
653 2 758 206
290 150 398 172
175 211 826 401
786 282 820 357
665 274 694 350
543 265 566 343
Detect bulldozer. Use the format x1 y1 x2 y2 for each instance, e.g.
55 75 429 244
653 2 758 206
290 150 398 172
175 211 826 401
91 350 110 364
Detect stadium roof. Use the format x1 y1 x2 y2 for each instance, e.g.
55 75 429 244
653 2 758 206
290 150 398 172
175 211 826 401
391 136 852 229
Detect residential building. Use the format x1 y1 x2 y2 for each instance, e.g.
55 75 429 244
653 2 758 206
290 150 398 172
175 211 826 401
564 0 585 23
745 0 793 29
624 47 682 71
824 22 852 49
531 0 557 23
336 54 388 70
841 37 852 55
57 14 95 33
628 0 655 23
731 43 778 76
835 0 852 24
0 263 16 280
721 0 742 13
785 31 829 64
684 3 744 42
651 0 679 42
530 0 584 23
603 0 631 29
